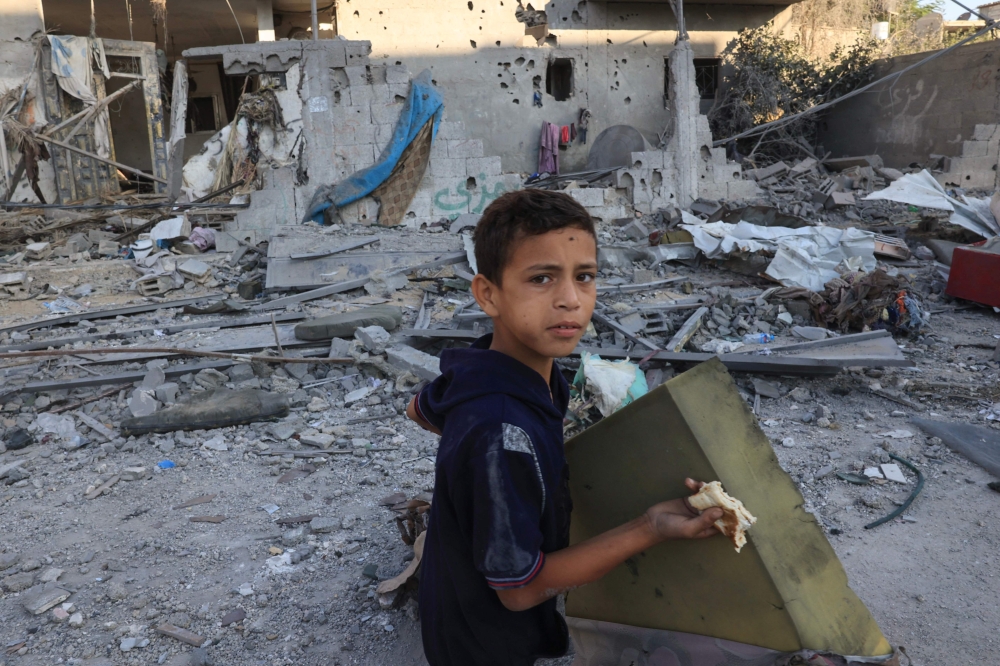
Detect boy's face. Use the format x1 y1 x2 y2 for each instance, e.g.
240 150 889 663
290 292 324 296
475 227 598 360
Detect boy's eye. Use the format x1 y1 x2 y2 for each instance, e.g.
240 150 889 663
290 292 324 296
530 275 552 284
577 272 595 283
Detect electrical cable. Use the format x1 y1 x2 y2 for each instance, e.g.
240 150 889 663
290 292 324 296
222 0 245 44
713 19 998 147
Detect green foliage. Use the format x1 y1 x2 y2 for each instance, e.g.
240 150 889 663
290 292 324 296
709 24 879 163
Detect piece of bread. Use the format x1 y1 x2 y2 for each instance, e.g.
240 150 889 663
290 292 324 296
687 481 757 553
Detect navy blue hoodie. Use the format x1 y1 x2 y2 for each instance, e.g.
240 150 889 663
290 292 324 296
415 334 572 666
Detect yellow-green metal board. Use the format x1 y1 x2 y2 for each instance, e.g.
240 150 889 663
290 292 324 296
564 358 891 656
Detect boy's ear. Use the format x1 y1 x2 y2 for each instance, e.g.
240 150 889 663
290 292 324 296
471 274 502 319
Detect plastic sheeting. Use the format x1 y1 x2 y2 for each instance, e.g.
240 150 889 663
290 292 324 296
304 69 444 224
864 169 999 238
572 352 648 417
681 220 876 292
48 36 111 158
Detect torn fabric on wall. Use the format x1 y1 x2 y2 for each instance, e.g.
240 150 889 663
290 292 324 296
47 35 111 158
681 220 876 292
304 69 444 224
864 169 999 238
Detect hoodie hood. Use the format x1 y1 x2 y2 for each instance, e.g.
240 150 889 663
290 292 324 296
419 335 569 426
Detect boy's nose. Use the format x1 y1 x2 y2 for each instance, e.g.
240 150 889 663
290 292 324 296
554 278 581 309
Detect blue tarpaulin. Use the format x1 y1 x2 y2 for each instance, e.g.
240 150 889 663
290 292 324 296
303 69 444 224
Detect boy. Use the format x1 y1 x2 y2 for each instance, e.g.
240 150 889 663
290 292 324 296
407 189 723 665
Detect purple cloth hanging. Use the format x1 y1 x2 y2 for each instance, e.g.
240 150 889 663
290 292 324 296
538 121 560 175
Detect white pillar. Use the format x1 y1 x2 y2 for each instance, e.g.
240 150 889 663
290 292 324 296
257 0 275 42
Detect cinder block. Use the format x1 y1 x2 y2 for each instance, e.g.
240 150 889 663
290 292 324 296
949 155 997 172
568 188 605 207
405 192 433 219
436 121 466 140
587 205 628 221
973 124 999 141
302 41 347 69
430 140 448 159
447 140 484 159
631 151 664 169
352 124 376 145
345 41 372 63
466 156 502 177
343 65 368 87
371 104 403 125
369 65 387 85
430 157 468 178
348 87 373 107
370 84 392 105
431 178 469 215
698 182 728 201
336 144 376 164
962 141 989 158
330 105 371 127
374 123 395 148
727 180 761 200
386 65 410 84
388 83 410 100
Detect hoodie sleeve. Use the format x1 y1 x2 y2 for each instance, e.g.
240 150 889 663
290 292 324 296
415 376 448 433
468 422 547 589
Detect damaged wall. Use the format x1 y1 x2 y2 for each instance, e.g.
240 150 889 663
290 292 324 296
818 40 1000 171
0 0 57 202
336 0 796 174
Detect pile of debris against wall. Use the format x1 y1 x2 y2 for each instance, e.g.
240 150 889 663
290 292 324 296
2 1 1000 665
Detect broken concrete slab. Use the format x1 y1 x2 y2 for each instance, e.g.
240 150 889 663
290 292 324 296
121 389 289 436
294 305 403 341
386 345 441 381
355 325 390 354
21 583 71 615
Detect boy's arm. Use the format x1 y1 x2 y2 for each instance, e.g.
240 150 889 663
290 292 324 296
406 395 442 436
495 479 723 612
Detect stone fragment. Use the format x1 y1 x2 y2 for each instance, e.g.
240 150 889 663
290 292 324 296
21 583 71 614
221 608 246 626
310 516 339 533
228 363 255 383
881 463 907 483
121 467 147 481
815 465 835 479
38 567 63 583
119 637 150 652
128 389 159 417
2 571 35 592
141 367 166 391
52 607 70 623
300 433 334 448
155 382 179 404
788 387 811 403
306 397 330 413
156 622 207 647
202 435 228 451
355 325 391 354
195 368 229 390
386 345 441 382
341 514 357 529
780 437 796 448
267 423 297 441
344 387 372 404
68 612 84 628
0 552 20 571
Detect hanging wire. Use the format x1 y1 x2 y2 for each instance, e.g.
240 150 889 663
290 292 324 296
125 0 134 41
222 0 246 44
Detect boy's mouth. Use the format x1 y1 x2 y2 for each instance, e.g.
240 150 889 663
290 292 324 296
548 321 582 338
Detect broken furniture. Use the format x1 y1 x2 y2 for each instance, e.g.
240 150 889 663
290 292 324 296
564 359 893 658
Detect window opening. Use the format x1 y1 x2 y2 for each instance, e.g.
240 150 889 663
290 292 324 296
546 58 573 101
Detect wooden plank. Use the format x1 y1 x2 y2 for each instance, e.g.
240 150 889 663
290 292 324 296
665 306 708 352
75 412 115 442
34 134 168 184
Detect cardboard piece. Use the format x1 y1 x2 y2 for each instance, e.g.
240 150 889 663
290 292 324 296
564 358 892 656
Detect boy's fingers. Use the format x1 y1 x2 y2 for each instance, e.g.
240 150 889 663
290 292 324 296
684 478 705 492
687 508 722 536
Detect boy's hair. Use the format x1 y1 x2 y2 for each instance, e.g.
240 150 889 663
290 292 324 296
473 189 596 285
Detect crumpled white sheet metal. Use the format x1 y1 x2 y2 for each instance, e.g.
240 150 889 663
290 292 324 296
48 35 111 158
681 220 876 292
864 169 999 238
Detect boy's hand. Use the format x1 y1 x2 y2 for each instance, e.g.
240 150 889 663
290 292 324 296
645 478 723 541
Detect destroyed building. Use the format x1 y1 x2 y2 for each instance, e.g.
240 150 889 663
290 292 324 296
3 0 1000 665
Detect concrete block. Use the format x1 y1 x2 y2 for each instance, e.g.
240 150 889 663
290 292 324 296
587 205 627 221
447 139 484 159
372 103 403 125
405 193 433 220
369 65 387 84
699 182 728 201
948 155 997 172
714 165 744 183
962 140 989 158
355 325 391 354
348 87 373 107
351 124 377 145
431 180 469 215
155 382 179 404
436 121 467 140
727 180 762 200
568 188 605 207
345 41 372 63
386 65 410 84
631 151 664 169
466 156 502 177
709 147 728 168
973 124 999 141
430 140 449 159
330 105 371 127
370 83 393 105
386 345 441 381
336 144 376 165
302 40 346 68
430 157 468 178
374 123 394 148
388 83 410 100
